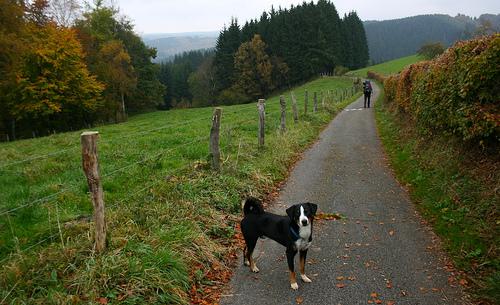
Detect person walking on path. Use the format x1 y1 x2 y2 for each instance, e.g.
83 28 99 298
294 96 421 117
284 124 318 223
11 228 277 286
363 80 372 108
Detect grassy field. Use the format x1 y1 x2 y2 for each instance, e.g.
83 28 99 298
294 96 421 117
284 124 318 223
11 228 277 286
0 77 361 304
347 54 423 77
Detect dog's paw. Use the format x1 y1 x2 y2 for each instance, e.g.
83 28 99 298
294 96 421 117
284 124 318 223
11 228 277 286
251 265 260 273
301 274 312 283
290 282 299 290
244 259 250 266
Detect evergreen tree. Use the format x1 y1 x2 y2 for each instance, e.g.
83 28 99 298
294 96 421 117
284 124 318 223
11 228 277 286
212 0 367 92
158 49 214 107
213 18 241 94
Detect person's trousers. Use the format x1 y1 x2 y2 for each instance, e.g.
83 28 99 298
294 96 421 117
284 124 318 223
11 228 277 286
364 93 371 108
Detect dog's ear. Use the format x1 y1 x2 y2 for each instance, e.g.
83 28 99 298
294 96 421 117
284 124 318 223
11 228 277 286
307 202 318 216
286 205 297 220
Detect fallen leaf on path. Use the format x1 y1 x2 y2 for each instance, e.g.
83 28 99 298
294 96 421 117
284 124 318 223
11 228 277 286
386 301 395 305
336 276 345 281
336 283 346 288
448 276 456 284
431 288 440 292
389 230 395 236
315 212 343 220
370 292 378 298
459 279 468 287
97 298 108 305
374 300 383 304
400 290 407 296
347 276 356 281
296 296 303 304
386 281 392 289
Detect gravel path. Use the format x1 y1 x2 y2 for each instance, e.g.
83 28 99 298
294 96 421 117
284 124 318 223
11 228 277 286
220 83 469 305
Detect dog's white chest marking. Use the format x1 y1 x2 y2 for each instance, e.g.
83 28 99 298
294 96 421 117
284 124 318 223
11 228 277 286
295 225 311 250
295 206 312 251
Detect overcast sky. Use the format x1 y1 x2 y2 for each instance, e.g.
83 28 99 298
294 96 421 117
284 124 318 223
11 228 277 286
113 0 500 34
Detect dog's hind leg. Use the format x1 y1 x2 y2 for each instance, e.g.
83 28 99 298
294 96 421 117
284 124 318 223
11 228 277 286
286 247 298 290
245 238 259 272
299 250 312 283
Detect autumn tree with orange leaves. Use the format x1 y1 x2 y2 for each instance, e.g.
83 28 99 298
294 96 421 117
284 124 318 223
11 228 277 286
14 23 103 133
96 40 137 121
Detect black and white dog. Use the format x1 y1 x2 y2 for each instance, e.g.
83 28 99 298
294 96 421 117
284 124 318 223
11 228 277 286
240 197 318 290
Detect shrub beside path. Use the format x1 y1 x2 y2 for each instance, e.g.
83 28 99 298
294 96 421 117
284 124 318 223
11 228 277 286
221 83 470 305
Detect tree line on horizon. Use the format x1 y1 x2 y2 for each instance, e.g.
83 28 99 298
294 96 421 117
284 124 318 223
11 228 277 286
158 0 369 108
0 0 164 140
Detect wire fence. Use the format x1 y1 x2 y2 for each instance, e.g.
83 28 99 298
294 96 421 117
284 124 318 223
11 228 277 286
0 84 362 268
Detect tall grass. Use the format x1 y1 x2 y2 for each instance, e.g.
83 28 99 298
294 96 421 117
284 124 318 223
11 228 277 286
0 77 361 303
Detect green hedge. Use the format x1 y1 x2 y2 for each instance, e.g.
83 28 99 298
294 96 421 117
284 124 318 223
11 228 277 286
384 34 500 146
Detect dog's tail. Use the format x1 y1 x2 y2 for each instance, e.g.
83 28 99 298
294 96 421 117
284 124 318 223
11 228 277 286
243 197 264 216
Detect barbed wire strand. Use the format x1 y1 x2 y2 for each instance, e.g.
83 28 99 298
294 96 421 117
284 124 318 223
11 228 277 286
0 231 60 266
0 186 77 217
0 135 208 216
1 280 20 303
102 135 207 179
0 146 80 170
0 108 249 170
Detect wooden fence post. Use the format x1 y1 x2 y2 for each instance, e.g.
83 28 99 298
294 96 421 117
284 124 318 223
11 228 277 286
313 92 318 113
258 99 265 148
321 91 325 109
291 92 299 123
209 107 222 171
81 131 106 253
304 90 308 115
280 95 286 132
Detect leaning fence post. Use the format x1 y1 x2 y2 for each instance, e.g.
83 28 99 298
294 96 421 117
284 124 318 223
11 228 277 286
280 95 286 132
313 92 318 113
258 99 265 148
304 90 309 115
291 92 299 123
209 107 222 171
81 131 106 253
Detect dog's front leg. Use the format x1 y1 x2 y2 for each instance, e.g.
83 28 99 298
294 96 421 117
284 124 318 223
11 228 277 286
286 247 298 290
299 250 312 283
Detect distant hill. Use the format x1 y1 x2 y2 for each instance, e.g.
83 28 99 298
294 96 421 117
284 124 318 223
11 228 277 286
364 14 500 63
142 14 500 64
142 32 218 62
